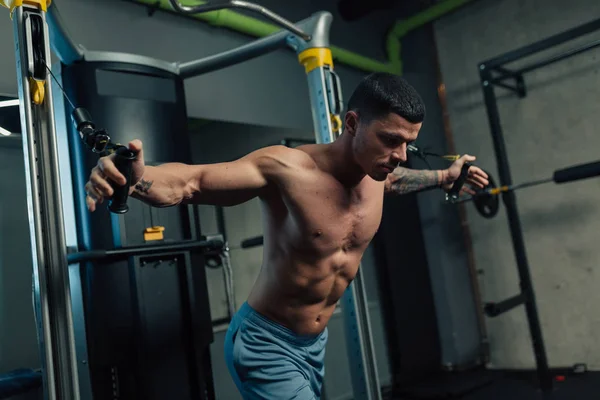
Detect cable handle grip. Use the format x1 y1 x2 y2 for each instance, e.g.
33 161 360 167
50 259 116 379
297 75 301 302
447 162 472 201
241 235 264 249
553 160 600 184
109 146 137 214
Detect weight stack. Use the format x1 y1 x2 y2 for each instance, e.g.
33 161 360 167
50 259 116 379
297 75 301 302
61 57 214 400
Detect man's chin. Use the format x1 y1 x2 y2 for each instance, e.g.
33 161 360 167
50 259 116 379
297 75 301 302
369 171 389 182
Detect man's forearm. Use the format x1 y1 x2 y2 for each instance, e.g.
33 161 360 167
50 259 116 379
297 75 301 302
129 163 198 207
385 167 445 195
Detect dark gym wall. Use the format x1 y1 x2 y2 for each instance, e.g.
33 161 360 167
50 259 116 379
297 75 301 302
402 26 486 370
434 0 600 370
0 127 42 399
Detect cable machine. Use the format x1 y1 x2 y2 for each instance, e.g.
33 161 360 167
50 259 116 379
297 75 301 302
1 0 382 399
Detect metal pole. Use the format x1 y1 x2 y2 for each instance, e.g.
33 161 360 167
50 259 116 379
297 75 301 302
167 0 311 41
294 18 381 397
307 63 381 400
51 62 94 400
482 16 600 69
491 39 600 84
178 31 289 78
479 67 552 392
177 11 332 79
7 3 81 399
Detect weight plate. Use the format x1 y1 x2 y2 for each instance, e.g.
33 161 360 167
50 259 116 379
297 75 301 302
473 172 500 219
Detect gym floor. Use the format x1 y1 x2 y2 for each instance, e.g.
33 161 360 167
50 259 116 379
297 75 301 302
385 368 600 400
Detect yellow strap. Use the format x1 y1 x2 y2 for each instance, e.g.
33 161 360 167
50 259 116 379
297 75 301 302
298 48 333 74
489 186 508 195
0 0 16 10
2 0 50 104
330 114 342 133
29 78 44 105
442 154 461 161
2 0 50 18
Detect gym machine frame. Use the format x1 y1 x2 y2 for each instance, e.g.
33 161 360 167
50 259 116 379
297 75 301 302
2 0 382 399
478 16 600 394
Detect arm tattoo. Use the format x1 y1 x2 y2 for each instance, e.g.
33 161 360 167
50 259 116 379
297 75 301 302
134 178 153 194
387 167 441 195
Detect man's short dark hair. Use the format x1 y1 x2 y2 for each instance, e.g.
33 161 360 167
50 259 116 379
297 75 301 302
346 72 426 124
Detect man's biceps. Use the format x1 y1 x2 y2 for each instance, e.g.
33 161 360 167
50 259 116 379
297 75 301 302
239 161 268 186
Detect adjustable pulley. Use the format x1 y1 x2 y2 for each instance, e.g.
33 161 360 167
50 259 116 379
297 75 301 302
324 65 343 134
409 144 600 219
23 9 48 104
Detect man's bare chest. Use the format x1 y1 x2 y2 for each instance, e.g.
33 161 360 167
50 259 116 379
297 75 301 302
279 178 384 251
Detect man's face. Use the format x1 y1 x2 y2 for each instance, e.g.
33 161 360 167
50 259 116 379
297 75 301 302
347 111 422 181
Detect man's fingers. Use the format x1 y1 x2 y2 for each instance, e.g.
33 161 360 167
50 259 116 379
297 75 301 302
128 140 144 164
128 139 143 152
90 171 114 197
466 178 483 189
468 175 489 188
469 166 488 179
461 186 477 196
86 194 97 212
98 157 127 186
462 154 476 163
466 166 489 187
85 182 104 212
85 182 102 201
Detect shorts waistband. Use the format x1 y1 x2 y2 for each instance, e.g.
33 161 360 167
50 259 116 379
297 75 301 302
237 302 326 347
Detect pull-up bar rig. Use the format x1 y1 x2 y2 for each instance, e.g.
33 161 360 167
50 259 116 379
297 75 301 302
478 15 600 394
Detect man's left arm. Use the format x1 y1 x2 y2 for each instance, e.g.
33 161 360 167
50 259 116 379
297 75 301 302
384 155 489 196
384 167 445 195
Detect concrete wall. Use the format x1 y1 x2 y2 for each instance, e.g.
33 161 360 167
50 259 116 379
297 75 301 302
434 0 600 369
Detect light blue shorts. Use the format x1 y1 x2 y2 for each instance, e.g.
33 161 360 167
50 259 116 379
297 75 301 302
224 302 328 400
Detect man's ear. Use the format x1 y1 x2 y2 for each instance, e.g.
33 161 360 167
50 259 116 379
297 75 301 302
344 111 359 136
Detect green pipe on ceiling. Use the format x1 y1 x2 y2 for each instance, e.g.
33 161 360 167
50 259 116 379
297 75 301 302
388 0 475 72
131 0 474 75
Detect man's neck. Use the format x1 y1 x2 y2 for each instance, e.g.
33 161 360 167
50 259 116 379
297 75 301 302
324 134 366 188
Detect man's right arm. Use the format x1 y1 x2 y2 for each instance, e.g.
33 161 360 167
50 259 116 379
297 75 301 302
130 146 293 208
128 159 261 208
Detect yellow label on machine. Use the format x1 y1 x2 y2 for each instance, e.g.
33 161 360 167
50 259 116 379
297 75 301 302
144 226 165 242
298 48 333 74
1 0 50 12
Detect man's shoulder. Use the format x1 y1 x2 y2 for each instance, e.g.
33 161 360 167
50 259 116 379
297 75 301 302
254 144 318 171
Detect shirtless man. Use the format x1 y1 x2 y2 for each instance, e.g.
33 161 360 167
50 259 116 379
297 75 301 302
84 72 488 399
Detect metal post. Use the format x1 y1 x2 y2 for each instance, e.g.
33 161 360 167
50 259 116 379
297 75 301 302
6 3 81 399
51 62 94 400
294 18 381 399
307 62 381 400
479 67 552 392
